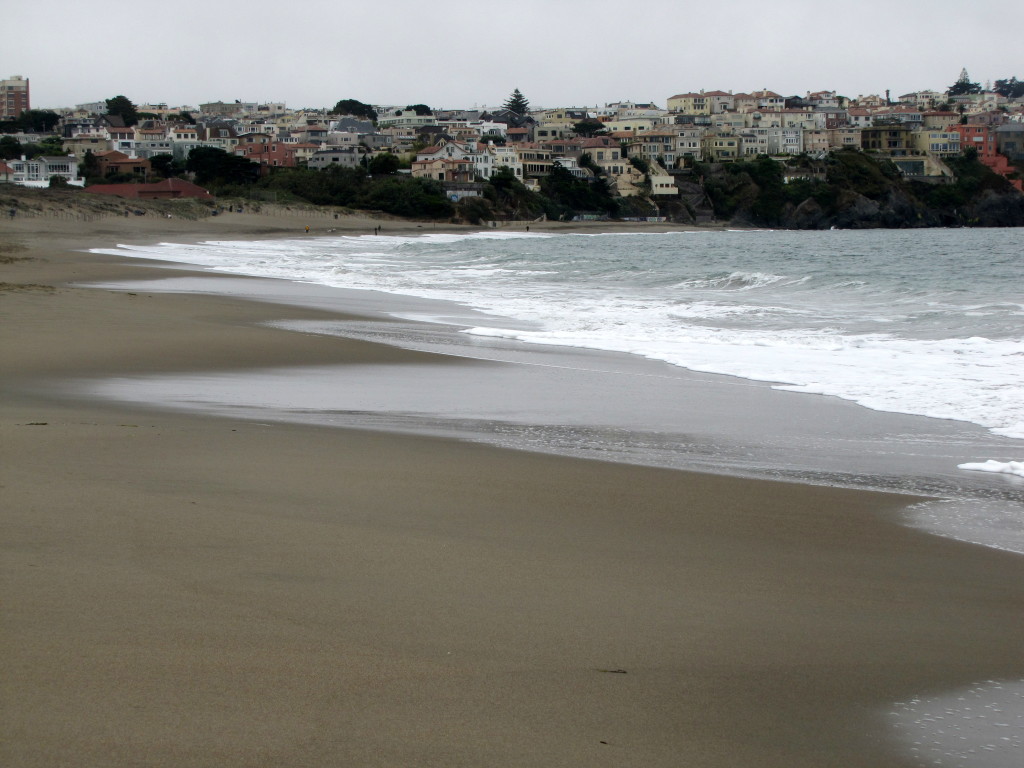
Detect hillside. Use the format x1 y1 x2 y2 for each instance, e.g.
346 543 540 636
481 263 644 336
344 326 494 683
680 151 1024 228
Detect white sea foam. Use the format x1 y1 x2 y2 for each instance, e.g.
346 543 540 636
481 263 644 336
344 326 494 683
91 228 1024 446
959 460 1024 478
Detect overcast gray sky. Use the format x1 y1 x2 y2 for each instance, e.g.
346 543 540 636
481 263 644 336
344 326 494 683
5 0 1021 111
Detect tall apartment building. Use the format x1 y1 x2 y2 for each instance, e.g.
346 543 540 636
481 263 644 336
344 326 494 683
1 75 30 119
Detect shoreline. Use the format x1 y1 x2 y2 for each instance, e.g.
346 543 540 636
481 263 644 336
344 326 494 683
4 215 1024 766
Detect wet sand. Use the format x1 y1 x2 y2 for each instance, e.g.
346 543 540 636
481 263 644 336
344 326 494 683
3 211 1024 767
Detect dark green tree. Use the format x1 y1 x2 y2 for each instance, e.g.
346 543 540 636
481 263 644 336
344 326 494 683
0 135 21 160
149 153 179 179
81 149 99 179
16 109 61 132
993 77 1024 99
105 95 140 126
330 99 377 121
572 119 607 137
404 104 432 116
503 88 530 117
186 146 259 185
367 153 401 175
539 161 616 218
947 68 982 96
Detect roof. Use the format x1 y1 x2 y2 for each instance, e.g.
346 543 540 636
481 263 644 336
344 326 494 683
82 178 213 199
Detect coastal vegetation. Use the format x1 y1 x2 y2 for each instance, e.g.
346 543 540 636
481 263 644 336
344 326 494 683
692 150 1024 228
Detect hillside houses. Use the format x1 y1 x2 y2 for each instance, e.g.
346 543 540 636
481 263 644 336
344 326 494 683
3 82 1023 197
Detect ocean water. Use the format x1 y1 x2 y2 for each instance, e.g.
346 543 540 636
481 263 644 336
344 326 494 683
95 227 1023 440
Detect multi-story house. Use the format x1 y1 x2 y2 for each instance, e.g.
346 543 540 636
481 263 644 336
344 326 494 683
898 90 943 109
811 110 849 130
870 107 924 127
734 90 787 113
712 113 747 131
203 124 241 154
376 107 438 131
539 138 585 158
234 138 297 171
846 108 875 128
861 124 914 155
667 92 710 115
511 143 553 177
802 129 830 154
94 150 150 178
996 124 1024 161
105 123 136 156
1 75 29 119
5 155 80 186
134 125 174 159
600 117 659 134
740 126 805 157
741 130 770 157
701 132 741 161
674 127 705 165
64 134 111 158
290 143 322 167
415 139 495 180
827 127 862 150
910 130 961 157
805 91 841 109
307 147 361 171
921 111 959 130
624 129 677 167
669 92 734 115
951 123 999 159
580 137 627 176
599 101 666 121
488 144 524 179
411 155 475 183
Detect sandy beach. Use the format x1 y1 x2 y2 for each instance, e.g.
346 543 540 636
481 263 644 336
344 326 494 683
3 207 1024 767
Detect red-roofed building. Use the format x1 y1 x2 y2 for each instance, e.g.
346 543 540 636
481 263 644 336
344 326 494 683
82 178 213 200
93 150 151 179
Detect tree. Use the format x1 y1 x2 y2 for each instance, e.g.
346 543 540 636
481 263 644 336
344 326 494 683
405 104 432 116
367 153 401 175
81 149 99 179
0 135 21 160
572 119 607 138
186 146 259 185
149 153 179 179
105 95 140 126
330 99 377 121
25 135 67 158
503 88 530 117
18 109 61 132
947 68 981 97
993 77 1024 99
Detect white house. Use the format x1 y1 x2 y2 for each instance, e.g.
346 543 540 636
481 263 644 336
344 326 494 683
5 155 82 186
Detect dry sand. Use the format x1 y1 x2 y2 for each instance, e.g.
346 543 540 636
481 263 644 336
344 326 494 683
2 207 1023 767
